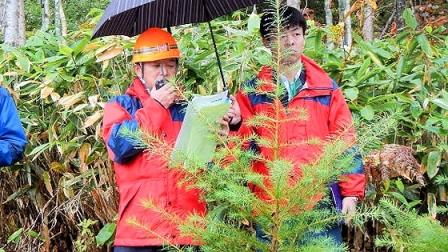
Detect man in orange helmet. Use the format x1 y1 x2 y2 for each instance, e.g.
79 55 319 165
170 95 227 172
102 28 240 251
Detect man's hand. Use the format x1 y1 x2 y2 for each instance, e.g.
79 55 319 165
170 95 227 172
227 96 241 126
341 196 358 224
218 117 230 137
150 83 176 108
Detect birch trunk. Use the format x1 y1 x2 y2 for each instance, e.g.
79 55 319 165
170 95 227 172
54 0 67 36
362 2 374 41
41 0 50 31
395 0 406 29
17 0 25 45
3 0 19 46
324 0 333 48
339 0 352 49
0 0 5 36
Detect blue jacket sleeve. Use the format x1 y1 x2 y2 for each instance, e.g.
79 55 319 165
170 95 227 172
107 119 142 164
0 87 27 166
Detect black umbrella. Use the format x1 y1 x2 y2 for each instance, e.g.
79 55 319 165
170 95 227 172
92 0 263 89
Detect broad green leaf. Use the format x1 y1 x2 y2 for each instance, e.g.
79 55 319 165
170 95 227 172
389 192 408 205
27 230 44 241
247 13 260 33
0 248 5 252
416 34 433 57
344 87 359 101
360 105 375 120
410 101 423 119
396 179 405 193
71 38 90 55
431 97 448 110
29 143 51 160
356 57 371 80
427 150 441 179
403 8 418 30
13 52 31 72
7 228 23 244
96 223 116 246
59 45 73 56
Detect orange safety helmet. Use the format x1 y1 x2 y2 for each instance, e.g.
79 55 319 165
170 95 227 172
132 28 180 63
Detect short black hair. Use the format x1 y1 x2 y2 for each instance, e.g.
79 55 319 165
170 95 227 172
260 6 307 39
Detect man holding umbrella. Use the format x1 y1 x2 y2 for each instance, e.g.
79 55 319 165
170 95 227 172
102 28 239 251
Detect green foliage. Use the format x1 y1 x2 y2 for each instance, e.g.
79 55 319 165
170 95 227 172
95 223 116 246
357 199 448 251
24 0 110 32
305 9 448 205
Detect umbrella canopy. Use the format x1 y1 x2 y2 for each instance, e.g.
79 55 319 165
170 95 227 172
92 0 263 38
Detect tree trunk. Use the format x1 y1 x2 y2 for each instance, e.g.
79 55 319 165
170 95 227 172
324 0 333 48
287 0 301 9
41 0 50 31
362 2 374 41
0 0 5 37
17 0 25 45
54 0 67 36
395 0 406 29
339 0 352 49
3 0 19 46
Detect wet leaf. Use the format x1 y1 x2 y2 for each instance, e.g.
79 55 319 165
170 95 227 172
95 223 116 246
427 151 441 179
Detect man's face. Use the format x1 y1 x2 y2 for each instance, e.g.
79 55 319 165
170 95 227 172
135 58 178 88
263 26 305 66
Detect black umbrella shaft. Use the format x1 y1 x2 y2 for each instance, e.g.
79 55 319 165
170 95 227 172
203 0 226 91
207 21 226 90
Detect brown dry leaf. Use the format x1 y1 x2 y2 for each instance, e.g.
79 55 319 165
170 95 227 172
42 171 53 196
96 47 123 62
79 143 91 165
40 86 54 99
50 92 61 102
3 71 19 77
58 92 85 108
49 161 66 173
83 111 103 129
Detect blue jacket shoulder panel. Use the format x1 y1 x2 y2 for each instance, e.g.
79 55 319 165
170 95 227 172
0 87 27 166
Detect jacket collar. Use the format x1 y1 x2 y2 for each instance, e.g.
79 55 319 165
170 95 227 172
257 55 333 91
126 78 151 101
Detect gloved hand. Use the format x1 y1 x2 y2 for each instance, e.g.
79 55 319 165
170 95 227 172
341 196 358 224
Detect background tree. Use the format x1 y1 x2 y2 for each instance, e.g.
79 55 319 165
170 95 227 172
3 0 25 46
0 0 5 38
362 1 374 41
395 0 405 29
54 0 67 36
339 0 352 49
41 0 50 31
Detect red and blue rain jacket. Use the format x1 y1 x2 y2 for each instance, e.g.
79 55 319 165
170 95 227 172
102 78 205 246
234 56 365 206
0 87 27 167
